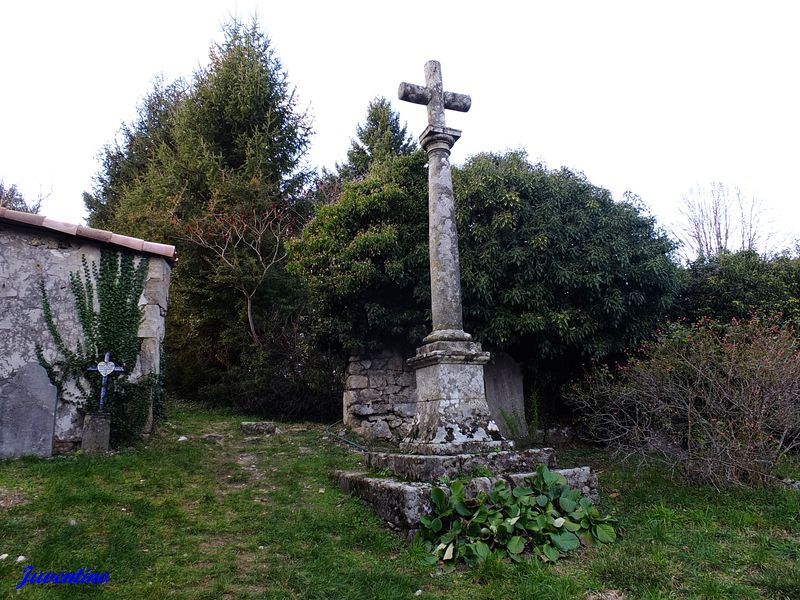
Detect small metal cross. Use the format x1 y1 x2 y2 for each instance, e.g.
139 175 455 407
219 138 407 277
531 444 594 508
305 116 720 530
398 60 471 128
86 351 125 411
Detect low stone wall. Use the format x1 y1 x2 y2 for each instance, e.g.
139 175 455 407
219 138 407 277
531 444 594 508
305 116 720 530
343 348 531 445
342 349 416 440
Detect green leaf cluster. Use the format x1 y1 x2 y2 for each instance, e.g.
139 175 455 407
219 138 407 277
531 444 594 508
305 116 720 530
419 465 617 567
288 151 430 351
457 153 679 365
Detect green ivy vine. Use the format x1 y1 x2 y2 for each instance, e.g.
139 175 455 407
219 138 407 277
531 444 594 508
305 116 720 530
36 249 156 447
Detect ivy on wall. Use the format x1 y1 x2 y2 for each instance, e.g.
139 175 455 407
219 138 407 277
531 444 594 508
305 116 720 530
36 249 156 446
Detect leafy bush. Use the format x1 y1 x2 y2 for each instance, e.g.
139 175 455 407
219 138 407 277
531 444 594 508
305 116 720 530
568 318 800 486
674 250 800 327
289 151 679 412
418 465 617 566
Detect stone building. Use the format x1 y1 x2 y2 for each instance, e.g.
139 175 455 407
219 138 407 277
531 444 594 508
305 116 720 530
0 208 174 457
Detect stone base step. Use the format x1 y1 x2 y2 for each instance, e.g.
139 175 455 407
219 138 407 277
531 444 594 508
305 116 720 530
365 448 556 481
335 467 598 540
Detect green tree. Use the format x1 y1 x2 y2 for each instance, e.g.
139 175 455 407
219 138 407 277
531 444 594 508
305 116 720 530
289 151 680 405
337 96 416 181
288 150 430 351
82 19 333 417
83 78 186 230
673 249 800 326
0 181 41 213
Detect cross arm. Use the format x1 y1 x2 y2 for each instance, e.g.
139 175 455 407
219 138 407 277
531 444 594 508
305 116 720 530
398 82 430 105
398 83 471 113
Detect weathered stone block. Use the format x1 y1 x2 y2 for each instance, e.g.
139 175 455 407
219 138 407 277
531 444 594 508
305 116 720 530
460 448 556 475
348 375 369 389
351 403 390 416
335 471 432 537
337 464 600 540
347 361 365 375
362 419 391 439
0 363 57 459
240 421 276 435
368 373 388 388
392 403 417 418
484 352 528 440
365 452 462 480
354 388 379 403
81 412 111 454
366 448 555 481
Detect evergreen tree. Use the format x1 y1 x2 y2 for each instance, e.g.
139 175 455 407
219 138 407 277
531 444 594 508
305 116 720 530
84 78 186 230
337 97 416 181
82 18 330 416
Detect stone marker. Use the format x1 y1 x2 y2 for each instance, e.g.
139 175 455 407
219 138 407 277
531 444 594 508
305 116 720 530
81 351 126 454
240 422 277 435
0 363 58 459
398 60 505 454
81 412 111 454
483 352 529 441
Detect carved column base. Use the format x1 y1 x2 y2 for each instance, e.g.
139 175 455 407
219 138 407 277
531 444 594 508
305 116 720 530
401 335 511 455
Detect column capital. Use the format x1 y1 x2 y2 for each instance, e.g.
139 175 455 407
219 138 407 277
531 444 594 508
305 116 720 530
419 125 461 152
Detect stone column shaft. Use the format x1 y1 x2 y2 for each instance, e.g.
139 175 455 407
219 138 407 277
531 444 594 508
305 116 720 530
423 131 465 337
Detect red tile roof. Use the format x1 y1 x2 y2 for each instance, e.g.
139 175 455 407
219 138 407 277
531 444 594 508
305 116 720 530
0 207 176 259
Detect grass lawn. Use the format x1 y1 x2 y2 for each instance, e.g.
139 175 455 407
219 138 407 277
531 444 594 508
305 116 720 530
1 401 798 599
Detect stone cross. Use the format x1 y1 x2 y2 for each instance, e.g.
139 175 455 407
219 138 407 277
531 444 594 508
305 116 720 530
86 351 125 411
398 61 505 455
398 60 471 129
398 60 472 342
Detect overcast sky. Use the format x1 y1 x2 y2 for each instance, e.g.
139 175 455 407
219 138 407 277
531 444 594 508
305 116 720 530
1 1 798 250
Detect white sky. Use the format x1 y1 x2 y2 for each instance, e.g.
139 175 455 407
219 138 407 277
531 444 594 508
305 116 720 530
1 1 798 249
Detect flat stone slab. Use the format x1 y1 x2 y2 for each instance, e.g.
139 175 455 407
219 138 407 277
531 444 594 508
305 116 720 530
398 439 513 455
0 363 57 459
240 422 276 435
365 448 556 481
336 466 598 539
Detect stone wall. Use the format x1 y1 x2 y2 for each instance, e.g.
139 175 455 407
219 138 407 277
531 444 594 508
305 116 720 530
0 224 171 453
343 348 530 445
342 349 417 440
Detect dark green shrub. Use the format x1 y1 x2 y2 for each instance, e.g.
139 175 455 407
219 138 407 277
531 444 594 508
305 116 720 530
674 250 800 326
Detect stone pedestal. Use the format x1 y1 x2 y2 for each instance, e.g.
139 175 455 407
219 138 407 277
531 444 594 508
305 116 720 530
81 412 111 454
401 339 509 454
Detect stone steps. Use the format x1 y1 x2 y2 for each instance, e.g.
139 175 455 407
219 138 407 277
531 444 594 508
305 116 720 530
337 447 598 540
